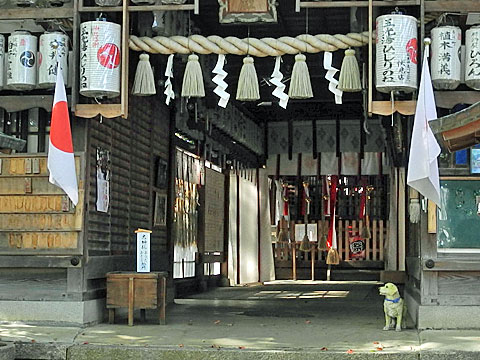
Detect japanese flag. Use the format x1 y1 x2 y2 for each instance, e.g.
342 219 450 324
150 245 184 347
47 64 78 206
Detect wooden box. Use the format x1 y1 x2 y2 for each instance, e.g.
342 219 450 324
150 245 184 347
106 271 167 325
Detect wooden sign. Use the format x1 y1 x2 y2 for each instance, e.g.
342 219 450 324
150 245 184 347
218 0 277 24
204 168 225 253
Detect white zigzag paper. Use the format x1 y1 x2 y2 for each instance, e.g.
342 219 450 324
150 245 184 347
270 56 289 109
323 51 343 105
212 54 230 108
164 54 175 105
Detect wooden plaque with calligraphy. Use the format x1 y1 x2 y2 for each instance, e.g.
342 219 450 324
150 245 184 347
218 0 277 24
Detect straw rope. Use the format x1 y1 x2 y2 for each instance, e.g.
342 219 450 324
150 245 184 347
129 32 371 56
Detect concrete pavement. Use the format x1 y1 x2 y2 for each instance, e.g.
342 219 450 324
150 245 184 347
0 281 479 359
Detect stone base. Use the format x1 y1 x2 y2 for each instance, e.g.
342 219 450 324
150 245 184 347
0 299 105 326
0 342 15 360
405 292 480 329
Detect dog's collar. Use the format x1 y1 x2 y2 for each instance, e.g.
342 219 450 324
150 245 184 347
385 297 401 303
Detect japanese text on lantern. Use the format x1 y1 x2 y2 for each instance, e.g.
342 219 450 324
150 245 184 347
7 39 17 81
80 26 89 90
380 18 396 83
438 30 455 76
469 31 480 78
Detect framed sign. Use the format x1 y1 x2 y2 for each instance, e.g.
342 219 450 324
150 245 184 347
154 192 167 227
218 0 277 24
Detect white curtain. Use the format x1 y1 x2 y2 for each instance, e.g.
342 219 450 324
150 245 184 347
259 170 276 282
227 171 275 285
239 177 259 284
228 174 238 285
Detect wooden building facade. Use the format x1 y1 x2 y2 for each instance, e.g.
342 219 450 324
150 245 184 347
0 0 480 328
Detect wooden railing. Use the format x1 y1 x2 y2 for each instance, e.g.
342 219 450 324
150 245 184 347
274 219 387 263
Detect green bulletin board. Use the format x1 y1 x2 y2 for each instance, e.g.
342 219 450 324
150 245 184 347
437 179 480 250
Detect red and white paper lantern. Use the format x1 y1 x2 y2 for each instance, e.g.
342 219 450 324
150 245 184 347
79 20 121 98
0 35 5 89
38 32 69 89
431 26 462 90
465 25 480 91
6 30 37 90
375 14 418 93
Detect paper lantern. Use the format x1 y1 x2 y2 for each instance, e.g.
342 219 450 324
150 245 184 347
431 26 461 90
79 20 121 98
6 31 37 90
465 26 480 91
375 13 417 93
38 32 69 89
0 35 4 89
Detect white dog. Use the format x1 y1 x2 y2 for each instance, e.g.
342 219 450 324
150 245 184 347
379 283 407 332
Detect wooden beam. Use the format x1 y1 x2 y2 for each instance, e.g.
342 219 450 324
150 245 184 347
423 259 480 272
371 100 416 116
0 256 80 268
425 0 479 12
128 4 195 12
368 0 373 116
0 95 54 113
0 7 73 20
75 104 123 119
300 0 420 8
427 200 437 234
121 0 130 119
434 91 480 109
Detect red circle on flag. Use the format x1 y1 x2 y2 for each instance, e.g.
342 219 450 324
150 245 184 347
406 38 418 65
97 43 120 69
38 52 43 66
50 101 73 153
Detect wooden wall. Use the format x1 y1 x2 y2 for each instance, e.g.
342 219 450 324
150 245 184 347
85 94 171 269
0 154 84 254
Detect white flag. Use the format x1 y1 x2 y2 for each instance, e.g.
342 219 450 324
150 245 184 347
407 44 441 207
47 64 79 206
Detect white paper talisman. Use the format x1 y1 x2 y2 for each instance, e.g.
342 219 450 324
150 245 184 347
376 14 418 93
38 32 69 89
6 31 37 90
431 26 462 90
136 230 151 273
79 20 121 98
465 26 480 90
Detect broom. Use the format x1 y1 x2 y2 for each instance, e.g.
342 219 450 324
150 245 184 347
318 177 329 251
299 182 312 252
361 187 372 240
277 216 290 245
326 177 340 273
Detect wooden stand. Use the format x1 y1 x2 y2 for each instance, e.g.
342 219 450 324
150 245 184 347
106 271 167 326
